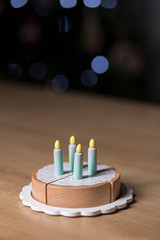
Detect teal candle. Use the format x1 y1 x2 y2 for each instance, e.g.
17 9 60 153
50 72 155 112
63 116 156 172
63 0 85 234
73 144 83 180
54 140 63 175
88 139 97 176
69 135 77 172
88 147 97 176
69 144 76 171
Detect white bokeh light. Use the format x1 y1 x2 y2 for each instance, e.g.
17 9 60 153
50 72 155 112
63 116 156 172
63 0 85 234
80 70 98 87
29 62 47 80
101 0 117 9
52 75 69 92
60 0 77 9
91 56 109 74
10 0 28 8
83 0 101 8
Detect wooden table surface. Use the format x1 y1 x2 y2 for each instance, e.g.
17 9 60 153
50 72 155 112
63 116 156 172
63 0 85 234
0 82 160 240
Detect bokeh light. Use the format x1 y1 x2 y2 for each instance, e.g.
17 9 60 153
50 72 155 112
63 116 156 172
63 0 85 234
91 56 109 74
0 0 6 16
108 42 145 73
10 0 28 9
29 62 47 80
34 0 53 17
52 75 69 92
58 15 72 32
83 0 101 8
101 0 117 9
6 63 22 79
19 15 42 45
80 70 98 87
60 0 77 9
35 7 52 17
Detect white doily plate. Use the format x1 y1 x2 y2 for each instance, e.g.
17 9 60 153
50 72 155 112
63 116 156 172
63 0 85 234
19 183 133 217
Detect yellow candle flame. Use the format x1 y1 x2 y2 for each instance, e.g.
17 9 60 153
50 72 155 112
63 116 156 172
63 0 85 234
55 140 61 149
76 144 82 153
89 139 96 148
70 135 76 144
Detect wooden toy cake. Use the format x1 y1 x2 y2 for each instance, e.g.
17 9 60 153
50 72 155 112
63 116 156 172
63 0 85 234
32 137 121 208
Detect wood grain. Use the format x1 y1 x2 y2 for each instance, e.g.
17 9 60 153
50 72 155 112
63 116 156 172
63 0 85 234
32 167 47 204
47 181 111 208
32 165 120 208
0 82 160 240
110 169 121 202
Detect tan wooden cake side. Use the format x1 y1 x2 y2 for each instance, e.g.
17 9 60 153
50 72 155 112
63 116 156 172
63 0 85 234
31 165 121 208
32 167 47 204
47 181 111 208
110 169 121 202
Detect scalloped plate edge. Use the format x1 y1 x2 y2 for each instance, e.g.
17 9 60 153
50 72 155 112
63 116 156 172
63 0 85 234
19 183 133 217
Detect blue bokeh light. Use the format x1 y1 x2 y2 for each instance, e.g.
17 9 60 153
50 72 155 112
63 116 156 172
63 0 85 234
36 7 52 17
58 16 72 32
34 1 53 17
91 56 109 74
10 0 28 8
52 75 69 92
29 62 47 80
101 0 117 9
7 63 22 79
60 0 77 9
80 70 98 87
83 0 101 8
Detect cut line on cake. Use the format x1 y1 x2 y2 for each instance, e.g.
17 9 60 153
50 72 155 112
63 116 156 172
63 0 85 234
36 163 116 186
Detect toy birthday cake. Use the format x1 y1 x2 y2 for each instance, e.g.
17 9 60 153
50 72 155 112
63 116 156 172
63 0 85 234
32 136 120 208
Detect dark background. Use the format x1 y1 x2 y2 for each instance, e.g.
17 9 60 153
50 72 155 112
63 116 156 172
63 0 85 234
0 0 160 102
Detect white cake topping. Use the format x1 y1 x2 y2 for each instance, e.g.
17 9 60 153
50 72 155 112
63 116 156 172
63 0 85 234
36 162 116 186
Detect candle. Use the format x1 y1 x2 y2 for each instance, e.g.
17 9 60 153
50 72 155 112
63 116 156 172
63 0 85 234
88 139 97 176
73 144 83 180
54 140 63 175
69 135 77 172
